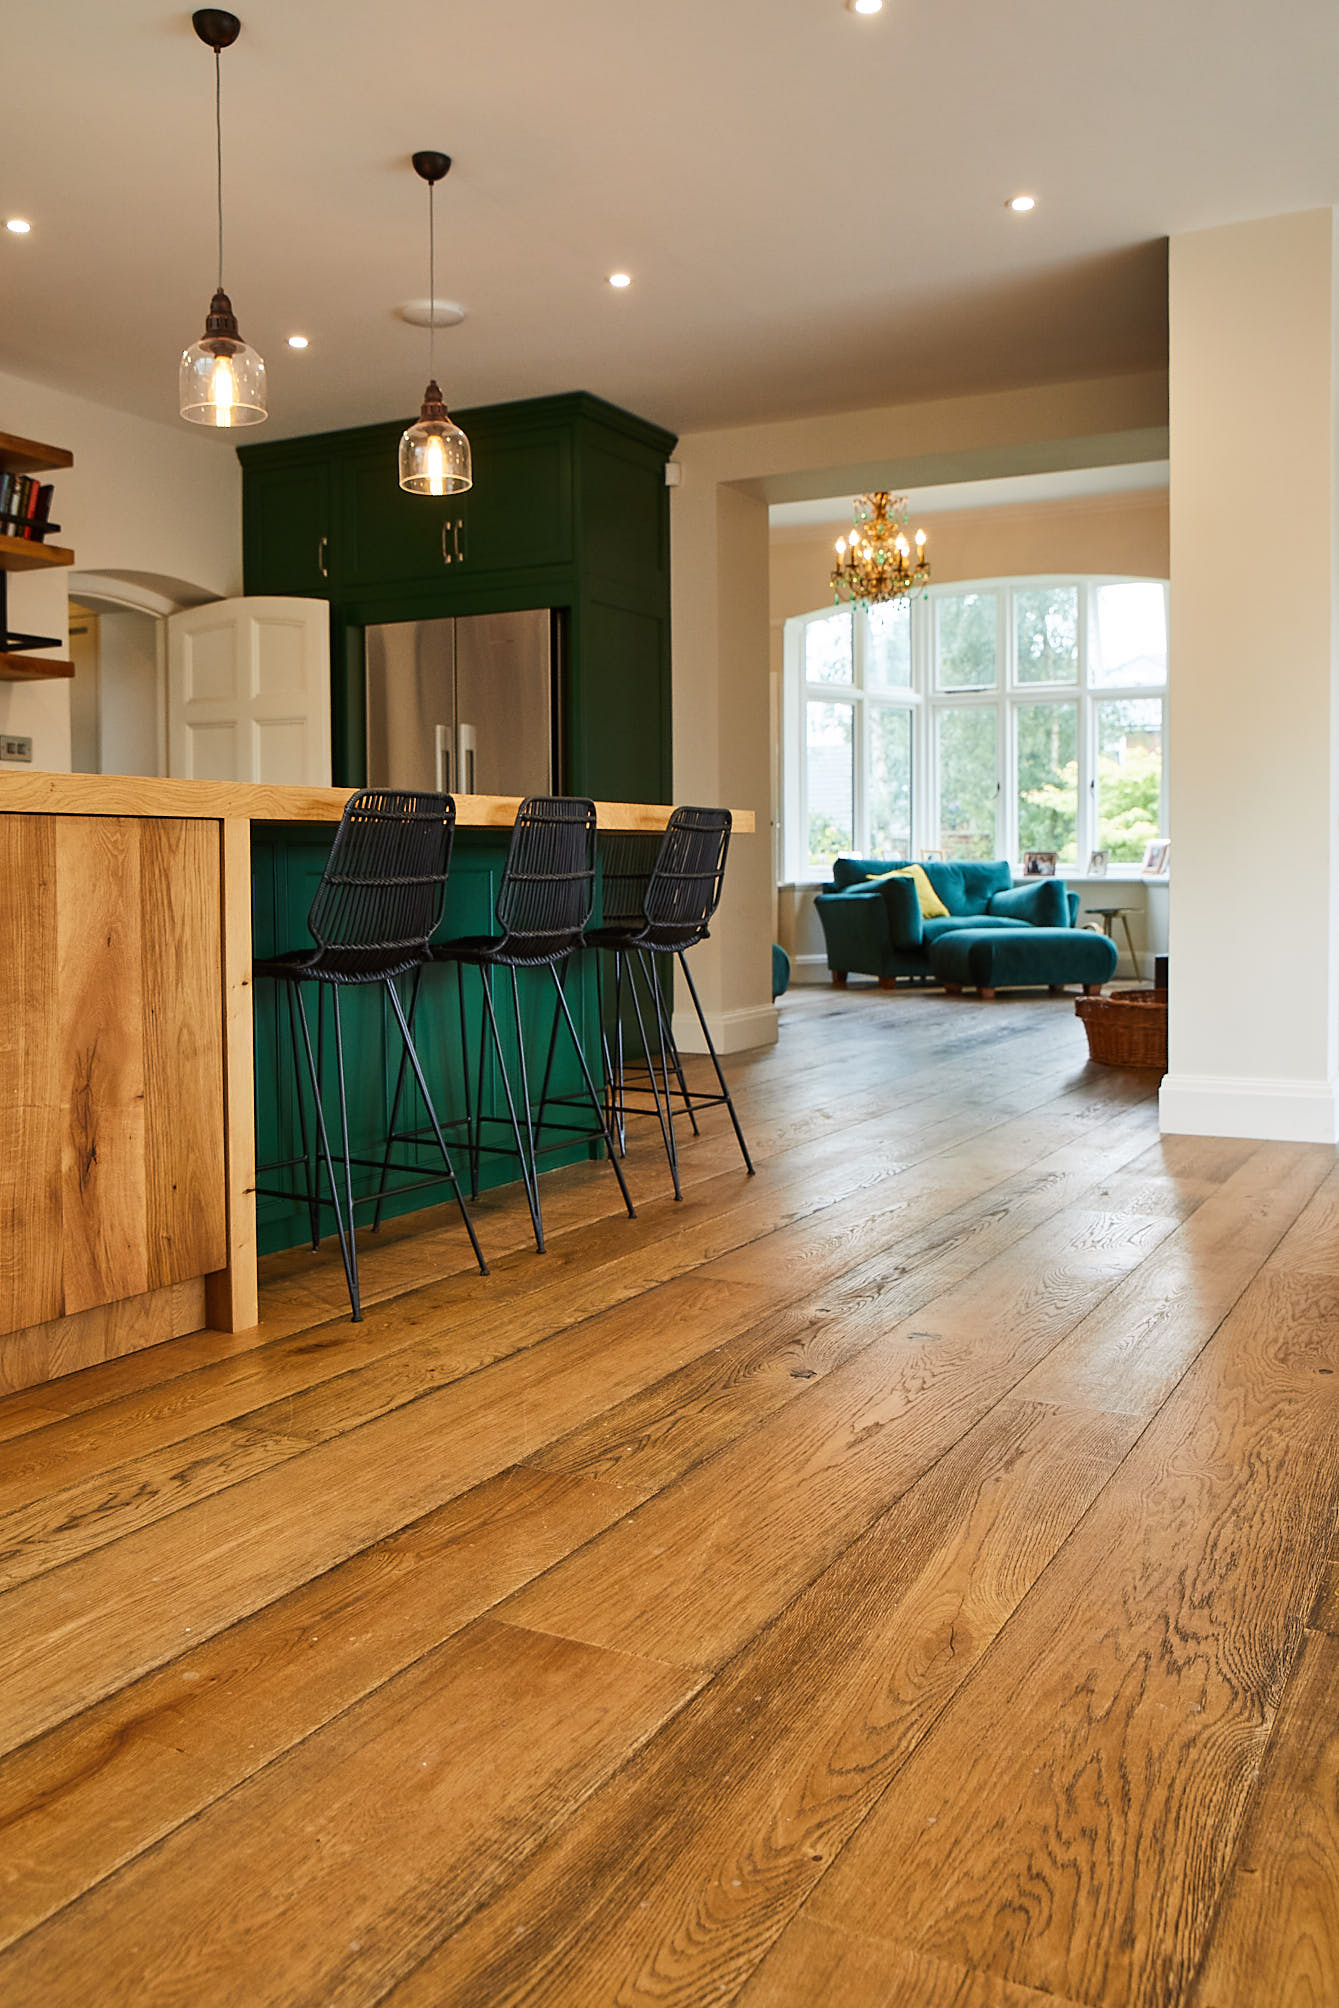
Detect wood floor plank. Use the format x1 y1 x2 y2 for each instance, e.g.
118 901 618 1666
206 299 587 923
502 1206 1178 1669
803 1260 1339 2007
379 1398 1137 2008
0 1466 631 1950
736 1915 1082 2008
1190 1628 1339 2008
0 1619 699 2007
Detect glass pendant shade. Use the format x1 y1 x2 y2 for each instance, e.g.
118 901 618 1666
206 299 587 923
398 380 472 494
180 290 267 426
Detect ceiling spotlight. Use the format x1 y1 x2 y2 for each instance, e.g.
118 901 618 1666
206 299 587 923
847 0 884 13
1008 194 1037 213
5 218 31 235
608 272 632 288
287 335 309 349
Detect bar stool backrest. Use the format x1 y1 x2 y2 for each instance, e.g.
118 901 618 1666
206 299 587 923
494 796 598 964
641 806 732 950
598 829 662 929
306 789 456 977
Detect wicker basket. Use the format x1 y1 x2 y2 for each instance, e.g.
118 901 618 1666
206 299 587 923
1075 987 1168 1070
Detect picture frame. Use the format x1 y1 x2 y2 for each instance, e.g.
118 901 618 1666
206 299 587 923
921 847 945 862
1087 849 1109 877
1023 850 1059 878
1142 838 1171 876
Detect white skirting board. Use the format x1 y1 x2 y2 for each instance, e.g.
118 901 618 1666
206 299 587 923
672 1002 780 1056
789 951 1158 988
1159 1072 1339 1144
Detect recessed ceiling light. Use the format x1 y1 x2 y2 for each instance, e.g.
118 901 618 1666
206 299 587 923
287 334 309 349
1007 194 1037 213
5 218 31 235
847 0 884 13
608 272 632 289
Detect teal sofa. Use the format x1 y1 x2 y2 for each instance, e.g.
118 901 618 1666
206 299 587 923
814 856 1110 993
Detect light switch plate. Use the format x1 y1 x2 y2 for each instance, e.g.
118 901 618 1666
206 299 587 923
1 735 33 762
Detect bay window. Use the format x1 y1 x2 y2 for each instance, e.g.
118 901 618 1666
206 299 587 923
783 574 1167 881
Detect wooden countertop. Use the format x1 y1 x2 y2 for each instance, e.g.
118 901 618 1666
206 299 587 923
0 772 755 834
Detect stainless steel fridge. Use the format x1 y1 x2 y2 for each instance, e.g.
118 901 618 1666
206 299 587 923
363 609 557 796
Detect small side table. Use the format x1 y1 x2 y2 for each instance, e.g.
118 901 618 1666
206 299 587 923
1085 904 1139 971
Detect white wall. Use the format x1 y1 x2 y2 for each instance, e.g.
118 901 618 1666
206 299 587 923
0 367 242 771
1161 209 1339 1142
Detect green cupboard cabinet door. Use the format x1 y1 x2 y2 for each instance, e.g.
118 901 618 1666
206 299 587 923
339 440 458 588
454 429 572 576
243 458 335 597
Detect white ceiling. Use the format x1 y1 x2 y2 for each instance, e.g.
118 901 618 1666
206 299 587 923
4 2 1338 441
769 460 1170 534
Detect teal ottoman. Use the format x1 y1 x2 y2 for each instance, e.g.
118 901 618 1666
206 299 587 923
930 926 1117 998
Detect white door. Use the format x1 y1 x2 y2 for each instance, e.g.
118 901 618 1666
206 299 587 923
167 597 331 785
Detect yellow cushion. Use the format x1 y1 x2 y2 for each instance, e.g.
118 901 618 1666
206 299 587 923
866 863 949 919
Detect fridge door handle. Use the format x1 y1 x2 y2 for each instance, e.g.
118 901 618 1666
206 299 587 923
458 722 477 795
452 517 464 564
434 723 452 794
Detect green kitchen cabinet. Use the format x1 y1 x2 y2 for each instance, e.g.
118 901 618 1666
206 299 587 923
241 455 336 597
238 392 675 804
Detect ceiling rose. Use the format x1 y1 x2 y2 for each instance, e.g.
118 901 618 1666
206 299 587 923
396 298 467 329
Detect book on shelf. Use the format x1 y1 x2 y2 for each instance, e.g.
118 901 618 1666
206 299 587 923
0 472 55 541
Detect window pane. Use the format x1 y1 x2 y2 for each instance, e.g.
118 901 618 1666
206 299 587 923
935 592 998 690
1015 584 1078 684
867 703 912 857
1091 581 1167 687
866 599 911 689
804 610 854 686
937 707 997 859
1017 701 1079 862
806 700 853 870
1097 698 1163 863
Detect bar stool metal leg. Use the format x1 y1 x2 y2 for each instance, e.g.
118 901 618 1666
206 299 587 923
382 980 488 1277
625 947 680 1199
549 960 637 1222
292 983 362 1320
677 949 755 1176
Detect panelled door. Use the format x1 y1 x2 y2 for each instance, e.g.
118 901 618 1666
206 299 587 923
167 597 332 785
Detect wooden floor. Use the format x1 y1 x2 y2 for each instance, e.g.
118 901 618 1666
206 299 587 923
2 984 1338 2007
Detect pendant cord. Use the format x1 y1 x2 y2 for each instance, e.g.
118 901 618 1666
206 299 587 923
214 48 224 292
428 180 436 383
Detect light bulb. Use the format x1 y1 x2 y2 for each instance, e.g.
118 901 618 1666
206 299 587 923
211 355 237 417
425 432 447 496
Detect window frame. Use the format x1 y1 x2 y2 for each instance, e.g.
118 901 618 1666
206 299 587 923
783 574 1168 884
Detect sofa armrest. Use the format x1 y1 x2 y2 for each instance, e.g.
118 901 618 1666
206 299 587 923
869 873 924 948
1066 889 1080 926
814 887 892 972
988 880 1070 928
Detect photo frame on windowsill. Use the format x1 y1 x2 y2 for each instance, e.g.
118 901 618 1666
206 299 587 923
1087 849 1109 877
1142 838 1171 876
1023 850 1059 877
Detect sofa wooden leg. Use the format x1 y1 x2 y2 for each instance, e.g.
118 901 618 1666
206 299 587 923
832 971 848 988
942 983 963 996
1083 982 1103 996
878 976 897 991
1048 984 1066 995
978 987 997 1000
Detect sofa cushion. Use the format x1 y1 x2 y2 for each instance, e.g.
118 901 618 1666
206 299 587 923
921 914 1032 943
988 879 1071 928
831 855 912 890
921 859 1012 915
867 864 949 918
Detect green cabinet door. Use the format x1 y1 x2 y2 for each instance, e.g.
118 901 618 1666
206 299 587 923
453 429 573 576
242 458 335 597
339 440 458 589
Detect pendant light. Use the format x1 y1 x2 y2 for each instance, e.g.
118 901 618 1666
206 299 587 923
179 9 267 428
398 151 472 495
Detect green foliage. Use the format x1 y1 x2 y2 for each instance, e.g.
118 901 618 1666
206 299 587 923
1096 745 1161 861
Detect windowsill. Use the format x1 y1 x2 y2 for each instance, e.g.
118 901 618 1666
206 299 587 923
781 867 1171 891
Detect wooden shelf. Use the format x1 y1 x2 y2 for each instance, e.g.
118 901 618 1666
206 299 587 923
0 655 74 681
0 538 74 574
0 431 74 477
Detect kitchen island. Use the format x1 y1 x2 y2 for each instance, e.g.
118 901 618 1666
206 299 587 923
0 773 753 1393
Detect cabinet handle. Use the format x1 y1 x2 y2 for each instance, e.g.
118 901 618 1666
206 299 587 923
452 518 463 564
317 535 329 580
441 522 452 567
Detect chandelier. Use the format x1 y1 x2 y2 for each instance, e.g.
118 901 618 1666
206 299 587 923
830 492 929 607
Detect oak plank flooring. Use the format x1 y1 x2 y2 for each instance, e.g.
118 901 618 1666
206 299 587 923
1 987 1336 2008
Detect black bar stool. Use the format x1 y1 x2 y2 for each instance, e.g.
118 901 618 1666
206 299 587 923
254 789 487 1322
587 806 755 1200
393 795 636 1254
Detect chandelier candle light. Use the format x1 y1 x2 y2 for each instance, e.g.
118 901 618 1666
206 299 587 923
830 493 930 607
399 152 472 496
179 10 267 428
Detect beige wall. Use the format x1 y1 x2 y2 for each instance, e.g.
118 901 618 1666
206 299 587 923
1162 208 1339 1141
769 489 1169 628
0 367 242 772
671 368 1170 1049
